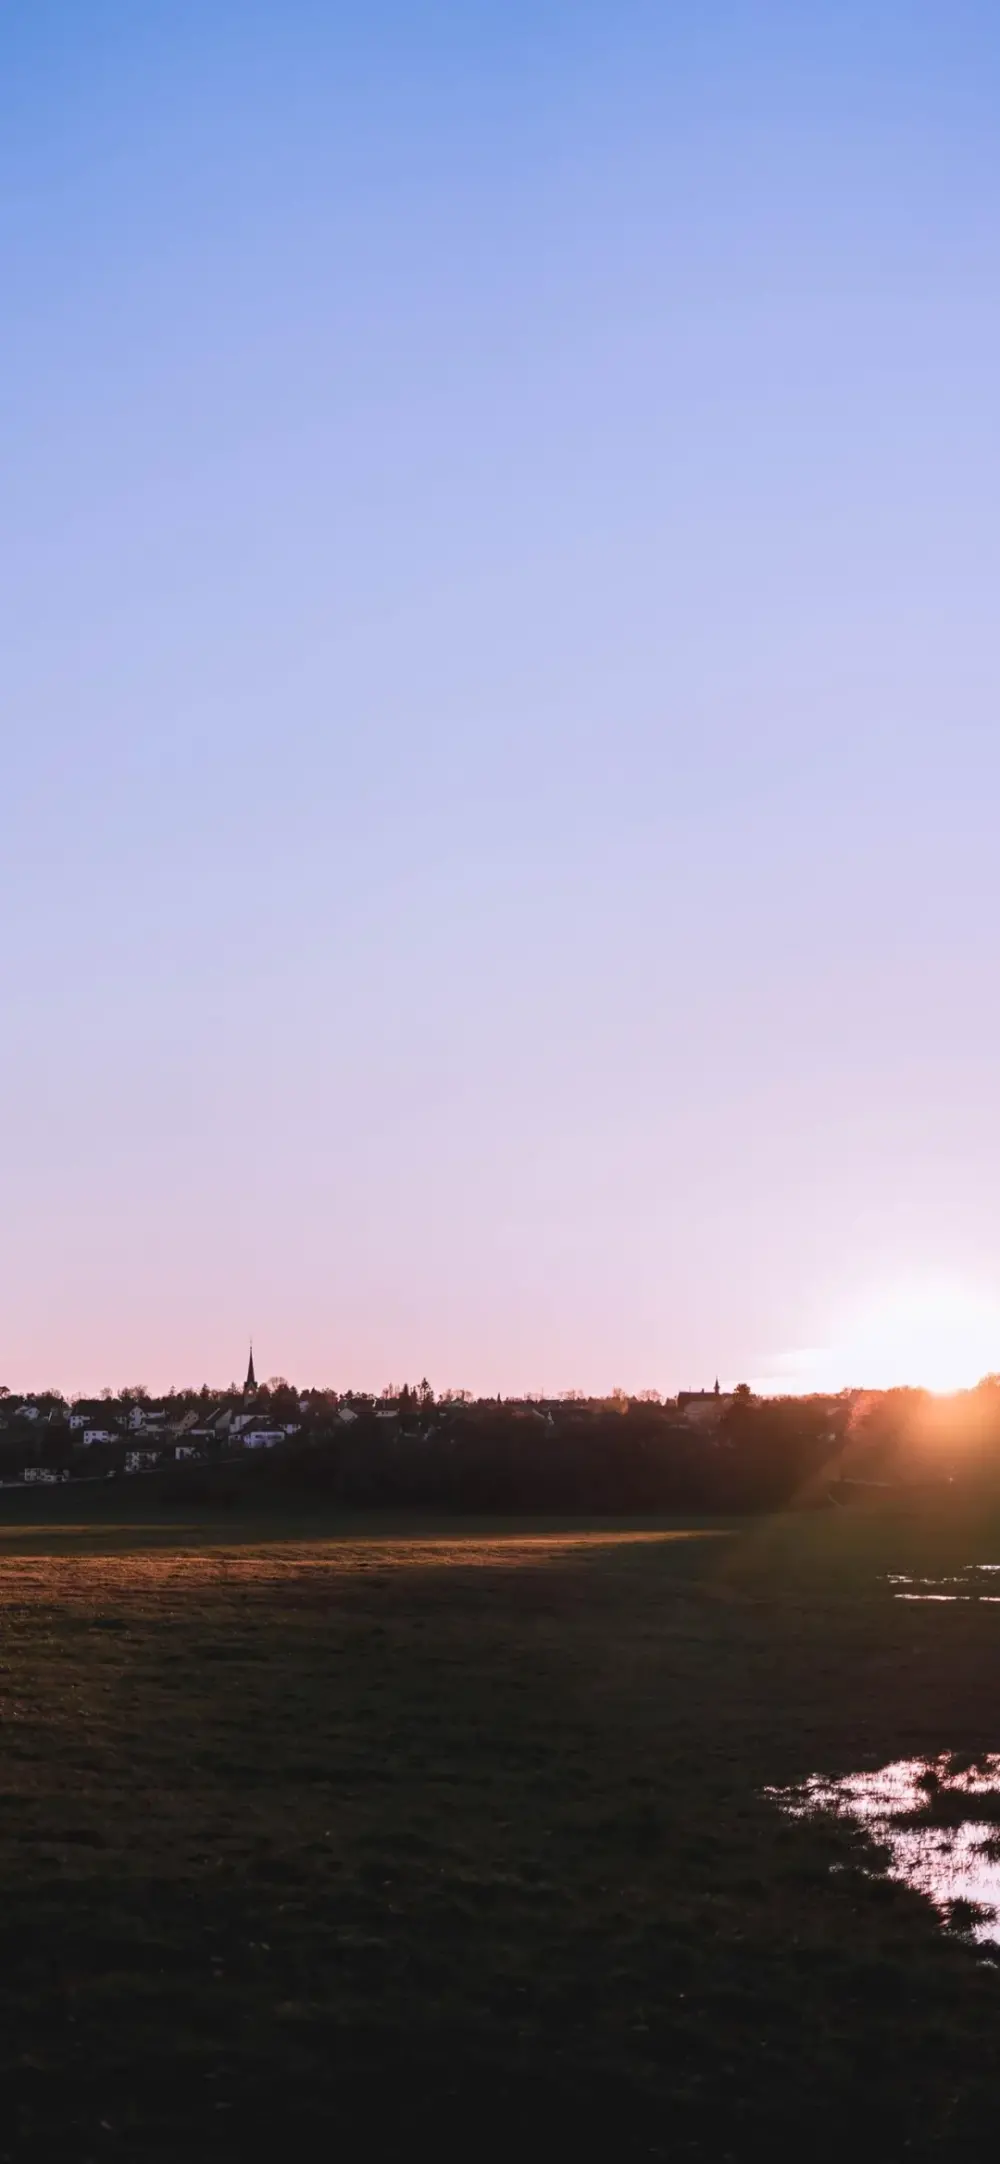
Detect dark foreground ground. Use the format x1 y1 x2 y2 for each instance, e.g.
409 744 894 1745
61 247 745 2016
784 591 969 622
1 1500 1000 2160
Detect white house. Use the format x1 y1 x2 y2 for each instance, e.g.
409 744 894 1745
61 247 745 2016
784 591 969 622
125 1449 159 1474
677 1390 733 1430
241 1429 285 1450
81 1428 115 1447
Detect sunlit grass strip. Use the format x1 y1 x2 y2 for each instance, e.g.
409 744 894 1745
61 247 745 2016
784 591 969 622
0 1528 722 1608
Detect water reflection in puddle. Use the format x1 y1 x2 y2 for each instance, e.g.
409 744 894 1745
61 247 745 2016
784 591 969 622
768 1755 1000 1945
886 1566 1000 1602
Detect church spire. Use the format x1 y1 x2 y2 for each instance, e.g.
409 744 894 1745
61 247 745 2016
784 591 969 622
245 1343 256 1394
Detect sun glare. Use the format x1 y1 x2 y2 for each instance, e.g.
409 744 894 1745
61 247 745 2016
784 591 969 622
757 1281 1000 1396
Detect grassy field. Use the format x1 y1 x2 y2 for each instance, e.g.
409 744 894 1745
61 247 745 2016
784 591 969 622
2 1503 1000 2159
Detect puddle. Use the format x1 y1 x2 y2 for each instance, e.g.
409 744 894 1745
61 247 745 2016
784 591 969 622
768 1754 1000 1945
886 1566 1000 1603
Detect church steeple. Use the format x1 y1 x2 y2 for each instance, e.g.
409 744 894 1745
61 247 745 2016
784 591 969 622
245 1344 256 1394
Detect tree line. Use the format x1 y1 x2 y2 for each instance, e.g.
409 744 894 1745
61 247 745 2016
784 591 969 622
5 1380 1000 1513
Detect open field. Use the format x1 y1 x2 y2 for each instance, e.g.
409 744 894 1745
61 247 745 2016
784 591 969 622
3 1506 1000 2158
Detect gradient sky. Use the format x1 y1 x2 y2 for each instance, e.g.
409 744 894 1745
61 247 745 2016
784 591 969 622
4 2 1000 1397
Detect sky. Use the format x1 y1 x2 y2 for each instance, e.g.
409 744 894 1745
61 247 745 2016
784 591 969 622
3 1 1000 1397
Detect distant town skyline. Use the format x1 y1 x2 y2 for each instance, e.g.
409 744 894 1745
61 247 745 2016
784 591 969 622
4 5 1000 1399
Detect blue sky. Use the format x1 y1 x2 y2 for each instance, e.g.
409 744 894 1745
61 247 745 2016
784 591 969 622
3 3 1000 1393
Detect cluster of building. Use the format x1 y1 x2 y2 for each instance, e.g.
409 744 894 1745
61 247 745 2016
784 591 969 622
0 1360 844 1492
1 1349 304 1486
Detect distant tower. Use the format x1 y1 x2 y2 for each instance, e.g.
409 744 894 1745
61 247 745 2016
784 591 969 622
245 1344 256 1394
714 1377 720 1396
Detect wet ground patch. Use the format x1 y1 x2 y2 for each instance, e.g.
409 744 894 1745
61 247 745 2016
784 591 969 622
887 1562 1000 1601
768 1753 1000 1948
